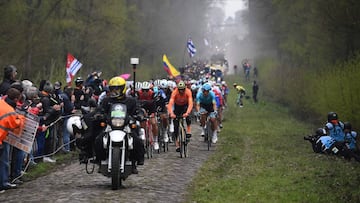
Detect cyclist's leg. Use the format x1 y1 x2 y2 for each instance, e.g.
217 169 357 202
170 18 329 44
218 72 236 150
210 111 218 143
173 104 183 150
199 107 207 136
185 116 192 139
218 105 223 129
160 112 169 142
173 118 180 150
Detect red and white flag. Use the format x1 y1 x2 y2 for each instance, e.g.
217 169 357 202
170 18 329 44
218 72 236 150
66 53 82 84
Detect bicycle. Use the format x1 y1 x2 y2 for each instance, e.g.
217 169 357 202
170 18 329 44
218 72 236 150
174 116 189 158
201 112 212 151
144 116 154 159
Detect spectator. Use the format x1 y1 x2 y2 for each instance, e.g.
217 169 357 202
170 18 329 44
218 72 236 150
23 86 46 166
252 80 259 103
59 85 75 152
37 81 62 163
233 83 246 107
253 66 258 78
0 88 25 192
0 65 17 96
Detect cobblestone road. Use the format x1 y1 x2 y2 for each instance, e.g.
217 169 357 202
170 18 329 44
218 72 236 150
0 125 216 203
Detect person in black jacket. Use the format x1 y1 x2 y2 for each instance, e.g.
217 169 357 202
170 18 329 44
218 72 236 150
0 65 17 96
38 81 62 163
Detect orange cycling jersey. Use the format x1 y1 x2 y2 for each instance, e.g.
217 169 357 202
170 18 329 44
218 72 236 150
167 88 193 115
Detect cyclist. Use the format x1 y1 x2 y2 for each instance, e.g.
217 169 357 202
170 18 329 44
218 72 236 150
153 86 169 142
221 81 229 107
212 83 224 129
196 83 218 144
137 81 159 150
167 80 193 152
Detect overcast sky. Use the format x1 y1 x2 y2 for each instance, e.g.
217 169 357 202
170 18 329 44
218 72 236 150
223 0 247 18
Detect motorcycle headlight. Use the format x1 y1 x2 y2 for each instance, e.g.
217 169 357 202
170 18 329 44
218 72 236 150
111 118 125 127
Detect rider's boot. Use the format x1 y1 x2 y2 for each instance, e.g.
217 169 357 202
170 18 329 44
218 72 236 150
200 127 205 137
163 131 169 143
131 160 138 174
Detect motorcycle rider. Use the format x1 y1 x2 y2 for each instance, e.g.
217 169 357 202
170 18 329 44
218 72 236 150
96 76 145 174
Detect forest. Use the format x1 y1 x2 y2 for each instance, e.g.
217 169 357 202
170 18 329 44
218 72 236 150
0 0 359 126
247 0 360 127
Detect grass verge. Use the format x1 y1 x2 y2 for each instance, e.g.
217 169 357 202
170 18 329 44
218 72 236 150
22 151 78 181
186 79 360 202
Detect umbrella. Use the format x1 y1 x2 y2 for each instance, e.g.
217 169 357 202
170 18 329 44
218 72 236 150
119 73 131 80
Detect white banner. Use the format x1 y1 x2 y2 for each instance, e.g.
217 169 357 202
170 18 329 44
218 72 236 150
5 110 39 154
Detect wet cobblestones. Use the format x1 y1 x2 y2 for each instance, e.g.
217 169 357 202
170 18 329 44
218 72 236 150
0 126 215 203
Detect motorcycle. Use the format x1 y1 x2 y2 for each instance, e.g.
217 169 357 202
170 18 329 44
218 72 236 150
67 103 144 190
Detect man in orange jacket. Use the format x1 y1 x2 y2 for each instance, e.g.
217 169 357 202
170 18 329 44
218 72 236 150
0 88 25 191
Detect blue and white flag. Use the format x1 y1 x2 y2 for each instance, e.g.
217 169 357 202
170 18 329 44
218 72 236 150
187 38 196 58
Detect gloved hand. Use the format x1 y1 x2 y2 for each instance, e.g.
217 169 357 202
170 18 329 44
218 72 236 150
195 111 201 117
213 110 218 116
170 113 176 119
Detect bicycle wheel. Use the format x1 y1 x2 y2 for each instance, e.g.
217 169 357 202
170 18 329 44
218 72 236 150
146 120 154 159
179 123 185 158
184 136 188 158
157 122 162 154
145 133 150 159
206 120 212 151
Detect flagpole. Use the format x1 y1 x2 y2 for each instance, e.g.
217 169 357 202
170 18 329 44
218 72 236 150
182 36 189 68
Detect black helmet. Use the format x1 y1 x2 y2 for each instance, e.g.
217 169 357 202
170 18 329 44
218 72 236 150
75 77 84 86
344 122 352 130
315 128 326 136
327 112 338 122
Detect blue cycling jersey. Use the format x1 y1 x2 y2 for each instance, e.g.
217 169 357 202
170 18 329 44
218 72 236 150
196 90 216 105
345 131 358 150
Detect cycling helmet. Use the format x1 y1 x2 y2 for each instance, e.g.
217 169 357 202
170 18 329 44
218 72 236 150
75 77 84 86
233 82 237 86
135 82 142 91
177 80 186 90
160 79 168 89
153 79 161 87
202 83 211 91
191 84 197 91
108 76 126 98
344 122 352 130
327 112 338 122
142 81 151 90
